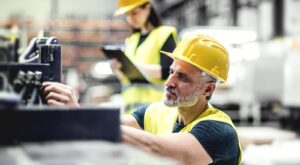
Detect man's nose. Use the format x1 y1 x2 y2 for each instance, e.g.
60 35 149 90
165 73 176 87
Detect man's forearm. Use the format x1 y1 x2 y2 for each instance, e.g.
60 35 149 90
121 125 212 165
121 125 170 155
121 115 142 129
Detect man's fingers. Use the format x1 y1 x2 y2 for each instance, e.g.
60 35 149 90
45 92 70 103
43 83 72 97
47 99 65 106
42 82 80 107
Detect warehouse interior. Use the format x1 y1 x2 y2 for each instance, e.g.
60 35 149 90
1 0 300 164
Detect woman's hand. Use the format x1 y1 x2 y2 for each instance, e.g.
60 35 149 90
109 58 122 71
42 82 80 107
109 58 129 81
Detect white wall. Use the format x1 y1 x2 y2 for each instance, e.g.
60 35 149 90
258 1 273 40
285 0 300 36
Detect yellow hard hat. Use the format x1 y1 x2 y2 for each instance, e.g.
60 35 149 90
115 0 150 16
161 35 229 83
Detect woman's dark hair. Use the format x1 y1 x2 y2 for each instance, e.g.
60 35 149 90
132 2 162 32
143 2 162 27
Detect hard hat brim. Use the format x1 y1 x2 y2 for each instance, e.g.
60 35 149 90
160 50 174 58
161 50 227 83
114 6 135 16
114 0 150 16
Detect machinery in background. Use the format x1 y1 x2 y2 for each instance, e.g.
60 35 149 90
0 40 15 62
0 37 61 108
0 29 19 62
282 39 300 132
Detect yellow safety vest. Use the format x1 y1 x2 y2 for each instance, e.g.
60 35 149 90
122 26 177 114
144 102 242 164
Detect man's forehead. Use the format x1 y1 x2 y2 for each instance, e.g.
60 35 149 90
171 59 201 73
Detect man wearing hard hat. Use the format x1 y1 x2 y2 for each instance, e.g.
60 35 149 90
43 35 242 165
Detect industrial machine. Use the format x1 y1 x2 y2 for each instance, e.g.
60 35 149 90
0 37 61 108
0 37 121 144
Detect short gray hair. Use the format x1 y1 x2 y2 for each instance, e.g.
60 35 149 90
198 70 217 100
204 73 217 83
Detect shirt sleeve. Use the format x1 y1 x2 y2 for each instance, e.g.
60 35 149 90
131 104 149 129
190 120 240 165
160 34 176 80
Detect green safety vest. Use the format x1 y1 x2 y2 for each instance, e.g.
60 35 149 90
122 26 177 114
144 102 242 164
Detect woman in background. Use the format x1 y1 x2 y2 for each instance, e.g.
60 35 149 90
111 0 177 114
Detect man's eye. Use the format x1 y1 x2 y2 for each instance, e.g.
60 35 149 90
178 74 186 81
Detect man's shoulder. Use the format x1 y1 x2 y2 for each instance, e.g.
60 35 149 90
191 120 239 152
195 120 236 134
190 120 240 164
197 106 235 127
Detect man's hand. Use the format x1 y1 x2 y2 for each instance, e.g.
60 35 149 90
42 82 80 107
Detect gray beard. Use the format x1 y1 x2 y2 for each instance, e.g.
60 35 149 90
163 87 202 108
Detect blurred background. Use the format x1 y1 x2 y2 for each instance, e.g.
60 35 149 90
1 0 300 164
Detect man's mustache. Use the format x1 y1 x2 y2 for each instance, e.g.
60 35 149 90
166 86 177 95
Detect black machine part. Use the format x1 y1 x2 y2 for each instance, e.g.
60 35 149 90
0 107 120 144
39 44 61 82
18 37 60 64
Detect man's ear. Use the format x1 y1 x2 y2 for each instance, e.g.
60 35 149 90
204 83 216 97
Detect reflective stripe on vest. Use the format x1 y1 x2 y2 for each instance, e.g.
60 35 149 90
143 102 242 164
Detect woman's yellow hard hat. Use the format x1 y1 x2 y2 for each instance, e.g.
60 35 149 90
115 0 150 16
161 35 230 83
